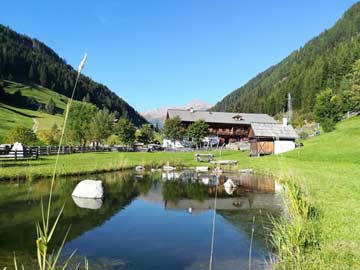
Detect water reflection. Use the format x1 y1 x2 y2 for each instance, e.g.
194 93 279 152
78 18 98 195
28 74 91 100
72 196 103 210
0 170 281 270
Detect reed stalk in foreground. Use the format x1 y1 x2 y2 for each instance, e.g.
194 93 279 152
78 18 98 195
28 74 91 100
13 53 88 270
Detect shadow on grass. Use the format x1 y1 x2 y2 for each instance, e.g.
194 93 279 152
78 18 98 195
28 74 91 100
0 104 36 118
0 158 51 167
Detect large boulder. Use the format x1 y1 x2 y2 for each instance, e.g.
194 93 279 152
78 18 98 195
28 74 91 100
72 180 104 199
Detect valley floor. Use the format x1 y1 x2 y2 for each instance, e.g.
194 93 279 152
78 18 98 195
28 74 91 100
0 116 359 269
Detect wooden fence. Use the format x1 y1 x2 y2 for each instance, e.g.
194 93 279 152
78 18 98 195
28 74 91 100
0 145 138 160
0 148 39 160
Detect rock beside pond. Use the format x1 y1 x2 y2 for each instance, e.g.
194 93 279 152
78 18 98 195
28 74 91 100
72 180 104 199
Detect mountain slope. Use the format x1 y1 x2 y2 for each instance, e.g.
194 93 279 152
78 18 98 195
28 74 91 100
213 2 360 116
0 25 147 126
0 80 67 140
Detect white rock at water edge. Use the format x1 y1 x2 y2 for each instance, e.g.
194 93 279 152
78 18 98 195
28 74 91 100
72 180 104 199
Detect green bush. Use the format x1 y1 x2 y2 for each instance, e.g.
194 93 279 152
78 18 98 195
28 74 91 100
4 125 37 145
320 118 336 132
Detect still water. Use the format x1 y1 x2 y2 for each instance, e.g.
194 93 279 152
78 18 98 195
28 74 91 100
0 170 282 270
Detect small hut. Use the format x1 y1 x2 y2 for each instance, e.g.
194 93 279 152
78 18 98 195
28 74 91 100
249 123 298 156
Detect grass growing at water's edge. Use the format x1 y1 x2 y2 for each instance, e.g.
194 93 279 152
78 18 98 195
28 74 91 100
269 180 320 269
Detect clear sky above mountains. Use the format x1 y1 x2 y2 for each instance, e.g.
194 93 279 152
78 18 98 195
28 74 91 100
2 0 358 111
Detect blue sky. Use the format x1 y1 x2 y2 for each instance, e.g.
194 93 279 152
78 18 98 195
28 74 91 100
1 0 358 111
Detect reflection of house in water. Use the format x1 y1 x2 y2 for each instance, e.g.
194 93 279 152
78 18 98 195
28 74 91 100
161 171 282 214
165 192 282 214
229 173 276 193
162 170 277 193
162 170 218 185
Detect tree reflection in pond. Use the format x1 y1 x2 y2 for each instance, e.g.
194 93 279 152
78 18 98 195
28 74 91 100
0 171 282 270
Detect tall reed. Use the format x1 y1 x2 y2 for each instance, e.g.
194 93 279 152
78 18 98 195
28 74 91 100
13 54 88 270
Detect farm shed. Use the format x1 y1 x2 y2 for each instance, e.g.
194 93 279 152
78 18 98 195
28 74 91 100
249 123 298 156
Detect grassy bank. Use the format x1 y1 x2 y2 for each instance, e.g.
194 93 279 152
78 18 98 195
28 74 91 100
0 116 359 269
0 150 241 180
246 116 360 269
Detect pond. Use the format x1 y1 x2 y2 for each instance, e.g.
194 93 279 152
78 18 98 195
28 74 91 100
0 170 283 270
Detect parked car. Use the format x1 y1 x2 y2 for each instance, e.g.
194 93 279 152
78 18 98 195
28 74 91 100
0 144 12 155
148 144 164 152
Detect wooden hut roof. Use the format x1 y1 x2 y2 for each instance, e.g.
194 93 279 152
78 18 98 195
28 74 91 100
250 123 298 140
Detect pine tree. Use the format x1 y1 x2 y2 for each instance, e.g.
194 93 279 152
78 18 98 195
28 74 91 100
28 64 35 80
45 98 56 115
0 80 5 98
39 65 47 87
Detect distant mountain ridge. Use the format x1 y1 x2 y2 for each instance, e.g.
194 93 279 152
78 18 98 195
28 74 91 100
0 24 147 126
213 2 360 116
141 99 212 128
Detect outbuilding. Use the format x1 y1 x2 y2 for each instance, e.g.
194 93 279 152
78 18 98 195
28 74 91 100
248 122 298 156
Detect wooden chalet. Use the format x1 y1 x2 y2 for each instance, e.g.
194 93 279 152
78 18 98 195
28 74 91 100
166 109 277 144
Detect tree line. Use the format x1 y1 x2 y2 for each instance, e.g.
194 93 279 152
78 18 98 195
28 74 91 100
0 24 147 126
163 117 209 148
314 59 360 132
3 101 155 147
213 2 360 126
3 101 211 148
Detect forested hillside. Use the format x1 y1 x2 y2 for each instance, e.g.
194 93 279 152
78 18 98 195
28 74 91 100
213 2 360 118
0 25 147 126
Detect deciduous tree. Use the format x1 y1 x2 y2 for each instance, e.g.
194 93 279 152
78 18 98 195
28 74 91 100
163 116 185 144
350 59 360 111
136 124 154 145
187 120 209 148
314 88 342 132
67 101 98 146
37 123 60 145
114 118 136 146
4 125 37 145
89 108 115 145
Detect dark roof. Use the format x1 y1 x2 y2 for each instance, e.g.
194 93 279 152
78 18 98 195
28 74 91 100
250 123 298 139
167 109 277 125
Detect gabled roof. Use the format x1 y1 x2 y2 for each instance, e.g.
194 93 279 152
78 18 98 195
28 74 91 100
250 123 298 139
167 109 277 125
